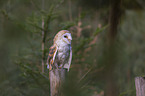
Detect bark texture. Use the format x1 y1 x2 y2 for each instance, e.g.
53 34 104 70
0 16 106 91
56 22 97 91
135 77 145 96
49 69 66 96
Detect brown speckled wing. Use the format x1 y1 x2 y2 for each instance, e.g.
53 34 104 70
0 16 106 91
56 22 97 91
47 45 57 70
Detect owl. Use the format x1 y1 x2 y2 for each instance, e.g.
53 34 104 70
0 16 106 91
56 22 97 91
47 30 72 71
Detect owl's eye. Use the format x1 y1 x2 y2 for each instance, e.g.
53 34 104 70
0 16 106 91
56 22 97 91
64 35 68 38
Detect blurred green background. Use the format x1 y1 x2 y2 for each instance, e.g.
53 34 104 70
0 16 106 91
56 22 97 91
0 0 145 96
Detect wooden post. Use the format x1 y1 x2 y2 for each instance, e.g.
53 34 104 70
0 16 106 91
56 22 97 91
49 68 66 96
135 77 145 96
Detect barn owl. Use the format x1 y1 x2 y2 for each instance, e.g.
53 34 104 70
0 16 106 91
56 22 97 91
47 30 72 71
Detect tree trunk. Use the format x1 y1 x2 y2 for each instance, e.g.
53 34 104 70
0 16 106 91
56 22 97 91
104 0 122 96
49 69 66 96
135 77 145 96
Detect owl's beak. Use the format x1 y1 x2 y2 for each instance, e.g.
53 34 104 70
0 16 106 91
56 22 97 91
68 36 72 43
68 39 71 43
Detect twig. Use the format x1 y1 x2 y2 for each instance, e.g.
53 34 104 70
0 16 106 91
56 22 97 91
136 0 145 10
78 67 92 83
41 0 45 73
30 0 41 10
68 0 72 21
55 0 64 9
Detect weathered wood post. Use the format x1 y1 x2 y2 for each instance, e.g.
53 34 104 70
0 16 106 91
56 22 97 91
49 68 66 96
135 76 145 96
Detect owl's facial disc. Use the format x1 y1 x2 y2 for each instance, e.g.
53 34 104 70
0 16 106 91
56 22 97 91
62 33 72 44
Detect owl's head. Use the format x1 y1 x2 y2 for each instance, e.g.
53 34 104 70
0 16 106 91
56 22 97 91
54 30 72 45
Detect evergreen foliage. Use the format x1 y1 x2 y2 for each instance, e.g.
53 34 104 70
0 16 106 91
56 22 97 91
0 0 145 96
